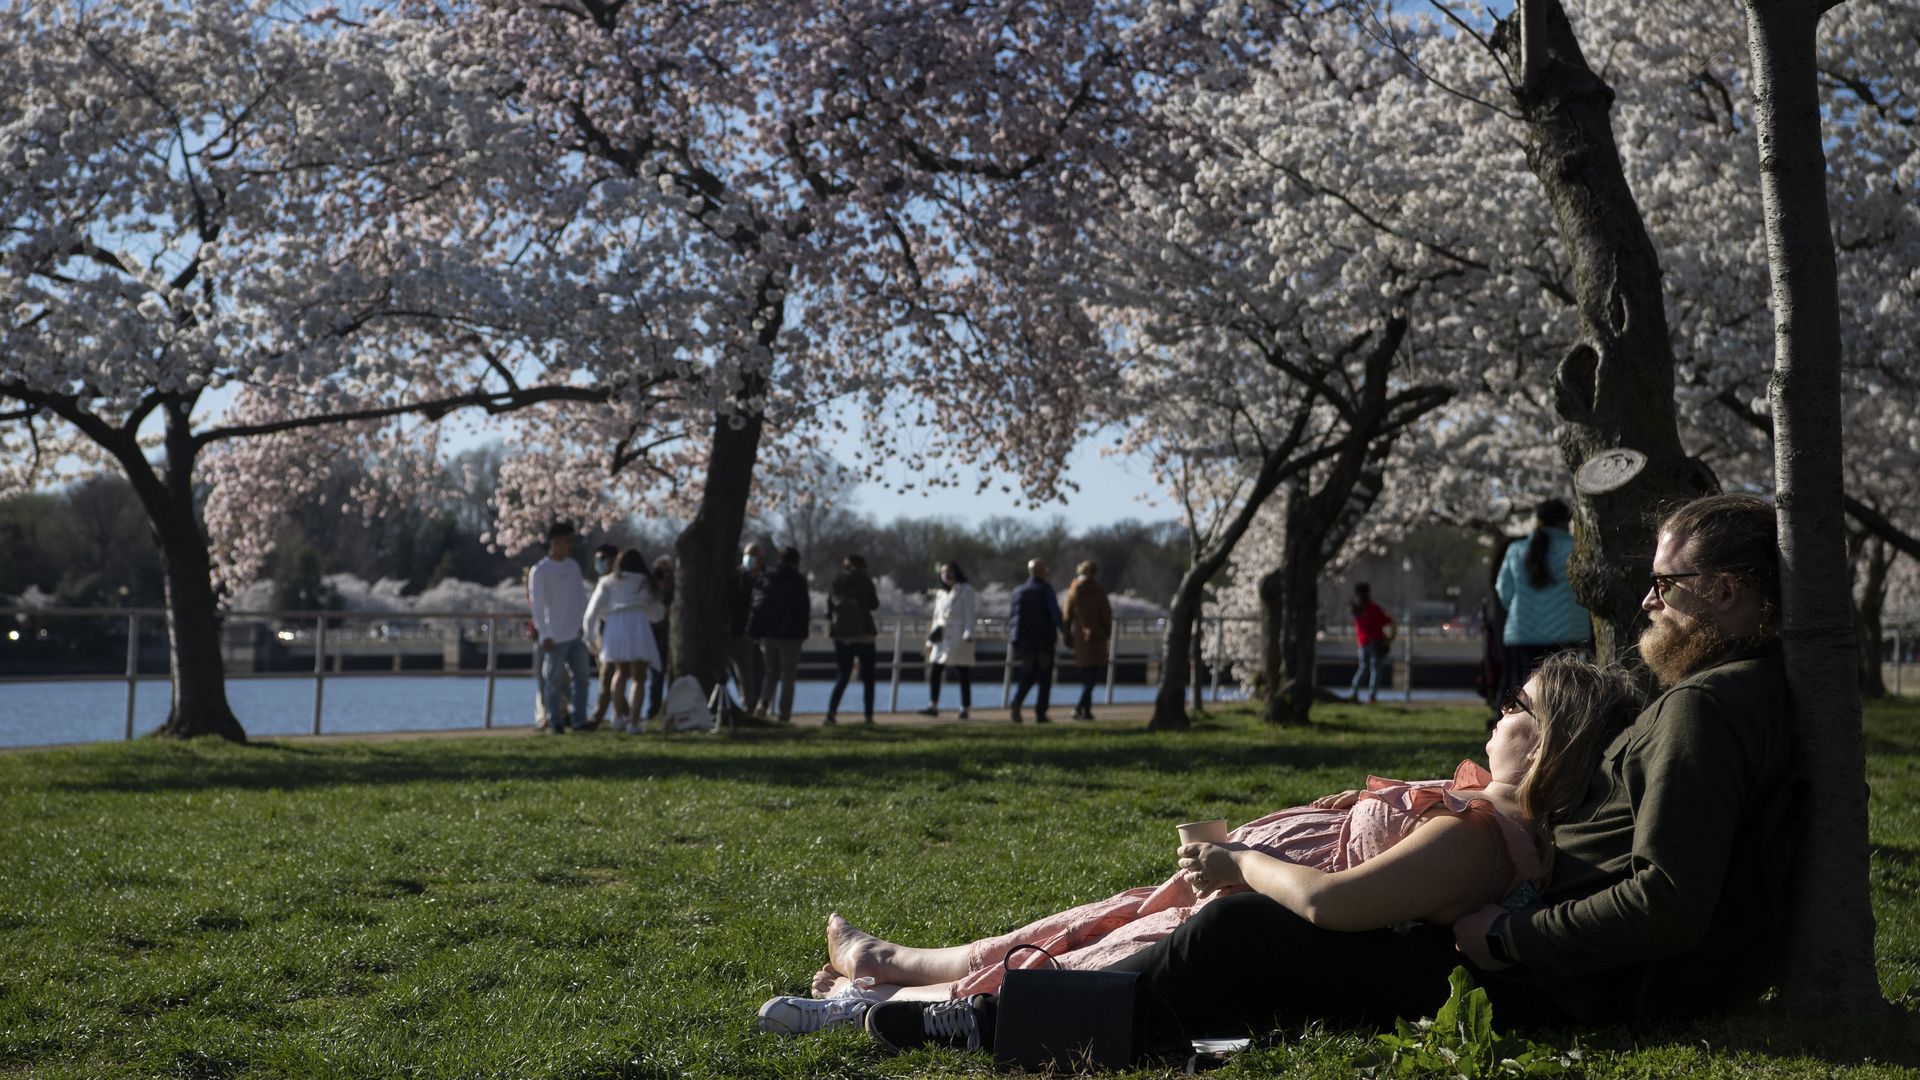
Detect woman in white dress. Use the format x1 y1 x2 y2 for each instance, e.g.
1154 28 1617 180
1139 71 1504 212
918 562 976 719
583 549 667 732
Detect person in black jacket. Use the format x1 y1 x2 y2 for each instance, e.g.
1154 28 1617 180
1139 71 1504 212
1007 558 1064 723
727 543 766 712
747 546 812 723
826 554 882 725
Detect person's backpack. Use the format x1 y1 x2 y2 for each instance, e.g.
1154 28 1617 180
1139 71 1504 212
662 675 712 732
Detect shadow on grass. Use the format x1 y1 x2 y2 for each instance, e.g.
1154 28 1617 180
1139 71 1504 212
1618 1002 1920 1070
40 721 1487 798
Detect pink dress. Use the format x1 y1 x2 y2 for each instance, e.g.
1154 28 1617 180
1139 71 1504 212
950 761 1539 998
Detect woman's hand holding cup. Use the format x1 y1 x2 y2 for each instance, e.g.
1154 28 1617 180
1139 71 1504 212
1175 819 1236 894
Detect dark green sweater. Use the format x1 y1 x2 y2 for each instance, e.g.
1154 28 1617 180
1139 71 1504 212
1508 640 1800 1021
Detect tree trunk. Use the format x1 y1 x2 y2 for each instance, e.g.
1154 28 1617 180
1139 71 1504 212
1264 500 1327 727
671 399 765 699
1505 0 1718 666
1744 0 1885 1015
1852 537 1890 699
1256 566 1288 724
1190 612 1205 713
125 404 244 741
1150 576 1204 731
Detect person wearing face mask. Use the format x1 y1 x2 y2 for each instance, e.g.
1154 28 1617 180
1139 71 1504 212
586 543 621 729
728 543 768 713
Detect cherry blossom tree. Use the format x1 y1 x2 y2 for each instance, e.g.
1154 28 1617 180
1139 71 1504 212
396 0 1145 698
0 3 663 738
1068 5 1609 726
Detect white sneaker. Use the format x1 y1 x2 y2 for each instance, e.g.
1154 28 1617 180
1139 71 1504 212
756 994 873 1036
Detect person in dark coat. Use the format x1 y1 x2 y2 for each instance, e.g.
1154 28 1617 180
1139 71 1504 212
826 554 881 725
746 546 811 723
1061 560 1114 721
1007 558 1063 723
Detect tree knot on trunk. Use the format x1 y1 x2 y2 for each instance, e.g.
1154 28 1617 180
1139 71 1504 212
1553 342 1601 423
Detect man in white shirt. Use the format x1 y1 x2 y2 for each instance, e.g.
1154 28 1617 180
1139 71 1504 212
528 521 592 734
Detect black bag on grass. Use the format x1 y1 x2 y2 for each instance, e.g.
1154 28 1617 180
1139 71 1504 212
992 944 1138 1071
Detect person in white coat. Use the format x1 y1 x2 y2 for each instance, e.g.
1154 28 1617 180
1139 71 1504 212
919 562 976 719
583 548 667 733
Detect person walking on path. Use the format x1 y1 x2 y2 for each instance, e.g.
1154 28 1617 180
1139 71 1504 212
582 548 667 732
826 554 881 725
1007 559 1063 724
920 562 976 719
1061 560 1113 721
748 546 812 724
1496 498 1592 704
727 543 767 712
1348 583 1395 703
529 522 592 734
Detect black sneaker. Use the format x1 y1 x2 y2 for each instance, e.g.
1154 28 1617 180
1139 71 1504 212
866 994 996 1053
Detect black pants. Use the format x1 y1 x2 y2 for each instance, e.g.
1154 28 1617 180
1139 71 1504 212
1076 664 1107 715
1010 646 1054 718
1103 892 1568 1057
928 662 972 708
828 640 878 718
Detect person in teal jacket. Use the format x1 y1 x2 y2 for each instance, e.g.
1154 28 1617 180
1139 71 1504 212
1495 498 1591 707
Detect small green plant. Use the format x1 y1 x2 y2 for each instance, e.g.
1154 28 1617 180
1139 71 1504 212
1353 967 1583 1079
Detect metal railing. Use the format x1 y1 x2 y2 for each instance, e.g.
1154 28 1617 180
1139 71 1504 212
0 606 1257 738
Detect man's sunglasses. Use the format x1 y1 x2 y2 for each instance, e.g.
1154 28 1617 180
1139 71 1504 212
1650 571 1705 601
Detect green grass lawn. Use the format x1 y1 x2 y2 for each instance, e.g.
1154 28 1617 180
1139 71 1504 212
2 699 1918 1078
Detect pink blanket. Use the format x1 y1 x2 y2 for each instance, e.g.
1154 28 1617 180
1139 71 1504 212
952 761 1539 997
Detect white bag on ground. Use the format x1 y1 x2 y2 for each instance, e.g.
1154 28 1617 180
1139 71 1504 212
663 675 712 732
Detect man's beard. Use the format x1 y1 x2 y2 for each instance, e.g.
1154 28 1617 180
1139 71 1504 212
1640 615 1728 688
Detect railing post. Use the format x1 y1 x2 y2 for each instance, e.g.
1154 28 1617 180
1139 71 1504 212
1210 616 1225 703
125 613 139 740
1104 618 1117 706
889 617 904 713
313 616 327 735
483 616 499 729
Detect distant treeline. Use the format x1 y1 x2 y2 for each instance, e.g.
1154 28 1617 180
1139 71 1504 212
2 450 1192 614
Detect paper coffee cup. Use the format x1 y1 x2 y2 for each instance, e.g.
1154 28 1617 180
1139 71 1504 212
1176 818 1230 845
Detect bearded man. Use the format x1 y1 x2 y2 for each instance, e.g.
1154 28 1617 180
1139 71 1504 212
863 494 1801 1058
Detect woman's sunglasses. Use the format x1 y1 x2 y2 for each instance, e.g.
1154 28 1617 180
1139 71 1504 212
1498 686 1535 719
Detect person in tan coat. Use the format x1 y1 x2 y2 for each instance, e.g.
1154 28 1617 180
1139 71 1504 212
1061 560 1114 721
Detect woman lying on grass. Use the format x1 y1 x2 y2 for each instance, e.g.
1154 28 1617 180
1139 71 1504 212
757 653 1641 1037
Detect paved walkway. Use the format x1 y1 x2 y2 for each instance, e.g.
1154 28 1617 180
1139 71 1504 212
263 701 1167 745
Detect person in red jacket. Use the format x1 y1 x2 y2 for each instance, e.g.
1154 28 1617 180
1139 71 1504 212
1348 582 1395 704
